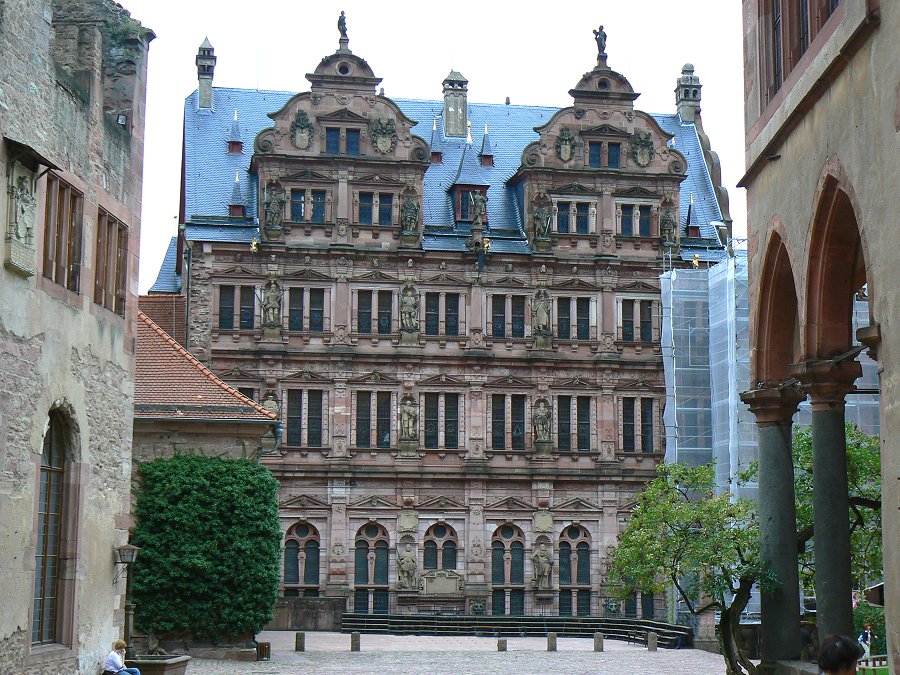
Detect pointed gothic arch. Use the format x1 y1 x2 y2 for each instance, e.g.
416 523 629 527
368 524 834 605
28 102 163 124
755 229 800 382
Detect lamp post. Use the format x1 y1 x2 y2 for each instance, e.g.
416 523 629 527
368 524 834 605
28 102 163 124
115 544 141 653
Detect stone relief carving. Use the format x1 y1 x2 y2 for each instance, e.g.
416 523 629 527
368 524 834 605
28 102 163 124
533 509 553 533
532 398 552 442
290 110 315 150
471 537 484 559
556 127 576 162
262 279 282 328
397 543 418 590
9 172 36 242
531 543 553 590
370 118 398 154
399 394 418 440
629 130 655 167
398 509 418 532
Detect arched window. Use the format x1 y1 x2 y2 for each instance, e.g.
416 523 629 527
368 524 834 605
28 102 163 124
558 524 591 616
423 523 458 570
283 522 321 597
490 523 525 615
353 522 389 614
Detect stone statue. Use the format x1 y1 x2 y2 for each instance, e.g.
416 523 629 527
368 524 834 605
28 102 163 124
533 399 551 443
12 174 36 241
264 190 285 231
401 197 419 231
262 280 282 327
400 284 419 331
532 289 551 334
593 25 607 56
397 543 418 590
531 543 553 590
399 395 418 440
470 192 487 227
533 205 550 239
337 11 347 38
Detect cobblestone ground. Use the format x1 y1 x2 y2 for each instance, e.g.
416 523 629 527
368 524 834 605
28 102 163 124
186 631 729 674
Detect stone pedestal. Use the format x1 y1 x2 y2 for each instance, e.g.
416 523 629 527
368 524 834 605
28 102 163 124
594 632 604 652
534 238 552 253
398 439 418 457
400 329 419 346
533 440 553 459
547 633 557 651
262 326 282 340
533 333 552 349
400 231 419 248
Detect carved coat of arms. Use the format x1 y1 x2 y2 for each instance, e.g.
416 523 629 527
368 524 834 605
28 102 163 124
290 110 315 150
629 130 655 167
556 127 576 162
371 118 397 154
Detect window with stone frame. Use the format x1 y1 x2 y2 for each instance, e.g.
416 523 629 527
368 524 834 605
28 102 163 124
607 142 621 169
620 204 634 237
622 396 636 453
621 299 635 341
288 288 304 332
325 127 340 154
588 142 602 168
357 290 373 334
353 523 390 614
555 201 592 235
377 193 394 225
217 285 256 330
558 525 592 616
377 290 393 335
93 208 128 316
640 300 653 342
311 190 326 224
576 297 590 341
425 293 439 336
346 128 361 156
309 288 325 332
557 297 571 339
618 202 654 238
353 390 392 449
557 395 572 451
445 293 460 336
490 393 526 451
641 397 655 453
620 396 657 453
491 295 506 338
511 296 525 338
42 173 84 293
283 521 320 597
285 389 325 447
490 524 526 615
237 387 256 401
289 189 305 222
423 522 458 571
576 395 591 451
638 205 652 237
239 285 255 329
421 392 461 449
358 192 374 225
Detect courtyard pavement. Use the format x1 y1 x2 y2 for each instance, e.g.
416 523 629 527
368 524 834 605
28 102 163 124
185 630 731 674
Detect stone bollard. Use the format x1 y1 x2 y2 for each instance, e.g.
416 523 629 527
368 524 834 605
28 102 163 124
547 632 557 652
295 631 305 652
647 631 657 652
497 638 507 651
351 631 361 652
594 632 604 652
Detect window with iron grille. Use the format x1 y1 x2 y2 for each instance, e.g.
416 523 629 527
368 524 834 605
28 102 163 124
311 190 326 223
376 392 391 448
289 288 304 331
93 208 128 316
424 393 439 448
378 193 393 225
309 289 324 332
492 394 506 450
491 295 506 338
641 398 654 452
511 296 525 338
445 293 459 336
425 293 439 335
346 129 360 156
42 174 84 293
622 299 634 341
577 396 591 451
356 391 371 448
325 128 340 154
357 290 372 334
290 189 305 221
558 396 572 451
576 298 590 340
218 285 235 330
307 390 323 446
622 397 636 452
239 285 255 330
377 290 392 334
511 394 525 451
359 192 374 225
557 298 571 339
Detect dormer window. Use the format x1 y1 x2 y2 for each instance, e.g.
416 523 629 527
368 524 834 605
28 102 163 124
228 140 242 154
455 187 487 223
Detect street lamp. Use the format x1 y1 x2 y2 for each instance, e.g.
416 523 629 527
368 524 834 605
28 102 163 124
115 544 141 652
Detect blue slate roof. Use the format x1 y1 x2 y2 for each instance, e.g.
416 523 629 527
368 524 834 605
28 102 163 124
149 236 182 293
183 224 258 243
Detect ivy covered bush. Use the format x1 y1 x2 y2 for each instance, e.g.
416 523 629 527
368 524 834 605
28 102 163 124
131 455 282 642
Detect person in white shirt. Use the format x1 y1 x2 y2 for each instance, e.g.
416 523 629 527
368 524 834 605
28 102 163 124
102 639 141 675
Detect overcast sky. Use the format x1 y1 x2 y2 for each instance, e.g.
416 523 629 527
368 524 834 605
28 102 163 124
123 0 747 293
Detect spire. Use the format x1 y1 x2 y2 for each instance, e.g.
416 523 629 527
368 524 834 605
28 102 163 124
229 170 245 217
196 37 216 109
227 109 243 152
480 121 494 167
466 120 472 144
430 116 442 164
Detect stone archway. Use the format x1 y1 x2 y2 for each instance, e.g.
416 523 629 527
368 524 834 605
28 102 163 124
755 229 800 384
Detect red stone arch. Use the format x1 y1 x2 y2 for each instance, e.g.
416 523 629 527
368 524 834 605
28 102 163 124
754 229 801 383
804 161 870 360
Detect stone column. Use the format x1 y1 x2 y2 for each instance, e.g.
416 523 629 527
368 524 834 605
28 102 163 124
795 360 861 639
740 385 804 662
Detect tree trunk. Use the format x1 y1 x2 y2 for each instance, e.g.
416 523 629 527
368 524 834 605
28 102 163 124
719 576 756 675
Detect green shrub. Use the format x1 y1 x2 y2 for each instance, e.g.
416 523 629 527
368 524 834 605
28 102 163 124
131 455 282 642
853 601 886 655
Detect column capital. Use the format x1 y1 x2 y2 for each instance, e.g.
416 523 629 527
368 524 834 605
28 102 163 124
740 384 805 425
791 359 861 410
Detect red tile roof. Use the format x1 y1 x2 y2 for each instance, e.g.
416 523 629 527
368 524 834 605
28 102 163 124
135 311 277 422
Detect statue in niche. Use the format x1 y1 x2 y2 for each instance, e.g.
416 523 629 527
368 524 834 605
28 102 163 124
11 174 36 241
533 205 551 239
660 208 676 244
399 395 418 440
593 24 607 56
400 284 419 330
531 543 553 590
397 543 418 589
262 280 282 327
470 192 487 227
533 399 551 443
337 11 348 38
532 289 551 335
264 188 285 231
401 197 419 231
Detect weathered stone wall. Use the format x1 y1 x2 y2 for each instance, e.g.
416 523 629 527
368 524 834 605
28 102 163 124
0 0 152 671
186 245 212 361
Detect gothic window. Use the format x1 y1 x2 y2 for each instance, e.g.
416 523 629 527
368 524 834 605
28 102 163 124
491 524 526 615
288 288 304 332
359 192 374 225
42 173 84 293
93 208 128 316
607 142 621 168
423 523 458 570
378 193 393 225
357 290 372 334
285 389 325 447
557 298 571 339
377 290 392 335
290 189 305 221
283 522 320 597
325 128 340 154
311 190 326 224
309 289 325 332
353 523 389 614
558 525 591 616
346 129 360 156
557 395 572 451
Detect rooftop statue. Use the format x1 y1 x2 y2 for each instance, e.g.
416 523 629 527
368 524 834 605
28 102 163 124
338 11 347 39
593 24 607 56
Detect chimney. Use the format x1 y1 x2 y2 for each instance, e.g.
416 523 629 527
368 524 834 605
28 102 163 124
675 63 701 123
442 70 468 137
196 37 216 109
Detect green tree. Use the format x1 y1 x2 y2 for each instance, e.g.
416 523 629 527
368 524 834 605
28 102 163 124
131 455 282 642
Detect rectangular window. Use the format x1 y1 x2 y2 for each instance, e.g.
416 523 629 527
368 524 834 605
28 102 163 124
445 293 459 336
376 392 391 448
639 205 651 237
287 390 302 445
557 297 571 340
492 394 506 450
772 0 783 92
346 128 360 156
357 290 372 334
622 299 634 342
311 190 326 224
511 296 525 338
641 398 654 452
588 142 602 168
492 588 505 615
424 393 439 448
289 288 304 331
622 397 636 452
239 285 255 330
33 433 64 645
558 396 571 451
576 298 590 341
237 387 255 401
425 293 439 336
575 203 590 235
621 204 633 237
577 589 591 616
325 127 340 154
43 174 84 292
290 189 305 221
378 193 393 225
559 591 573 616
492 295 506 338
444 394 459 449
509 589 525 614
377 290 392 335
307 390 323 446
607 142 621 168
356 391 371 448
557 202 570 233
640 300 653 342
798 0 810 56
93 208 127 316
309 289 324 332
577 396 591 451
218 285 235 330
511 394 525 451
458 190 472 221
359 192 374 225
